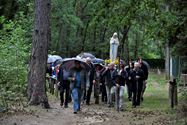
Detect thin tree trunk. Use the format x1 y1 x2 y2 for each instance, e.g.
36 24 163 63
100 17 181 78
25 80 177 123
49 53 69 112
27 0 50 108
92 25 97 52
82 21 89 51
134 33 139 59
66 27 70 57
121 25 130 61
101 27 107 58
165 40 170 79
57 24 64 53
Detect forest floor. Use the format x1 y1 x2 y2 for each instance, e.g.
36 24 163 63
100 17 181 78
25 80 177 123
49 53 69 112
0 72 182 125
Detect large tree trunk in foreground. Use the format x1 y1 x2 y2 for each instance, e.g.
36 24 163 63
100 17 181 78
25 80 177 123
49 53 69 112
27 0 51 108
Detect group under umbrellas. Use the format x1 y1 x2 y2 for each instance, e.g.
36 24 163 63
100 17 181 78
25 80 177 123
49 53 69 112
47 52 104 71
60 58 92 71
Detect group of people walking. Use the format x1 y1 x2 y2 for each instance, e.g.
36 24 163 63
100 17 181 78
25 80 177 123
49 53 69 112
47 57 148 114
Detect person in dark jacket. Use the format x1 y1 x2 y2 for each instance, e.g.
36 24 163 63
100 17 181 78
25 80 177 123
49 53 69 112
125 60 134 101
85 57 95 105
129 62 144 108
93 64 103 104
58 67 70 108
119 64 128 86
68 61 88 114
137 58 149 101
102 63 118 107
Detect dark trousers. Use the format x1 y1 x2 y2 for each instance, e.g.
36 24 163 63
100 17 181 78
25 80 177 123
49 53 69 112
132 82 143 106
101 83 107 102
137 83 143 105
60 80 70 106
126 81 132 99
49 78 56 94
86 82 93 104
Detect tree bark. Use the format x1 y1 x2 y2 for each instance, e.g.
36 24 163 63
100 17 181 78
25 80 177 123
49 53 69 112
27 0 50 108
121 25 130 61
134 33 139 59
165 40 170 80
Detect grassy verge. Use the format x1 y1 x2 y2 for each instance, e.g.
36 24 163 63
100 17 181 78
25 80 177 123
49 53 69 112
124 72 178 124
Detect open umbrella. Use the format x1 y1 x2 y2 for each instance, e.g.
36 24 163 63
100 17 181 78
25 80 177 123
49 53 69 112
92 58 104 64
76 52 96 59
60 58 91 71
47 55 62 64
93 63 105 70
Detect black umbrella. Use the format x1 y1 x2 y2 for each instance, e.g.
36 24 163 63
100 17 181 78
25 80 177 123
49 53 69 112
60 58 91 71
94 63 105 70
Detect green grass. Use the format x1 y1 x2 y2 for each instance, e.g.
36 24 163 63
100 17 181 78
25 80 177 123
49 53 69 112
125 72 171 112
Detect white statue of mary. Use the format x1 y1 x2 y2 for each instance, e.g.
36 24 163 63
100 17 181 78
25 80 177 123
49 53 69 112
110 32 119 62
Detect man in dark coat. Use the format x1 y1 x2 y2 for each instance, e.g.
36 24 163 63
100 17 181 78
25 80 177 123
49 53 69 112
125 61 134 101
129 62 144 108
101 63 118 107
138 58 149 101
58 67 70 108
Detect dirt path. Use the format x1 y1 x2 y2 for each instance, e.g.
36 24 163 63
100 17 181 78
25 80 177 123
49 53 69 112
0 79 176 125
0 98 174 125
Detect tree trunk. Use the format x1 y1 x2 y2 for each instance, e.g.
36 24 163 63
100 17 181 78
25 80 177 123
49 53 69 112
92 25 97 52
165 40 170 80
82 21 89 51
121 25 130 61
134 33 139 59
27 0 50 108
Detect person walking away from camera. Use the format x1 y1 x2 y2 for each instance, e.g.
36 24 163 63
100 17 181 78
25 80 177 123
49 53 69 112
125 60 134 101
129 62 144 108
137 58 148 101
69 61 87 114
58 67 70 108
102 63 118 107
85 57 95 105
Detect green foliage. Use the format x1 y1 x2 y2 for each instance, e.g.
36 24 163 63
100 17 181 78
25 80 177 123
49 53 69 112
0 13 32 110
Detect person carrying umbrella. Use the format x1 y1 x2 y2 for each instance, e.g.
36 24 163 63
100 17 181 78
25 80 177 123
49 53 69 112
68 60 88 114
